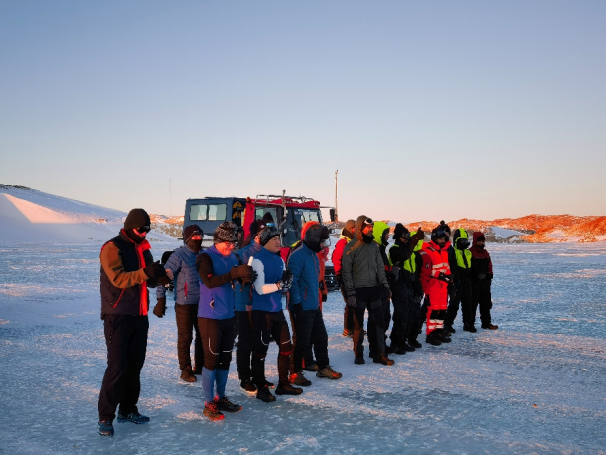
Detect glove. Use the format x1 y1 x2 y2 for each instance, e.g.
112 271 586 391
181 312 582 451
390 265 400 279
381 285 391 300
346 291 357 308
281 269 294 289
153 297 166 318
438 272 452 283
230 264 254 283
415 228 425 240
322 294 327 303
290 303 304 321
144 261 167 280
158 276 171 286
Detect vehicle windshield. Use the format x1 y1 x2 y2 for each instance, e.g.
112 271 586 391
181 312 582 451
281 208 323 247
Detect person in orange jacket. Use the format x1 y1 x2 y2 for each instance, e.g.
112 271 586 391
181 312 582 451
419 225 453 346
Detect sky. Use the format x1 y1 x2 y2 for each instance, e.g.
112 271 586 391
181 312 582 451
1 0 605 223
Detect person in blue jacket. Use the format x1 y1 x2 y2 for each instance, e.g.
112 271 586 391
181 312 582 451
288 224 343 384
250 226 303 402
195 221 254 421
153 224 204 382
234 219 271 394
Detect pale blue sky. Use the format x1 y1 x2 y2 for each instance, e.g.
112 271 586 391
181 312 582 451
1 1 604 222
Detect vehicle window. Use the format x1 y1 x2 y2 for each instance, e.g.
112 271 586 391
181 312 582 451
282 209 323 246
190 204 207 221
208 204 227 221
255 207 278 224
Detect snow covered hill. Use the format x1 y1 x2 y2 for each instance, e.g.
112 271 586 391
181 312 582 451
0 185 174 242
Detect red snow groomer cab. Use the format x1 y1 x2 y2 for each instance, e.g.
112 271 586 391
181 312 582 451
182 192 338 290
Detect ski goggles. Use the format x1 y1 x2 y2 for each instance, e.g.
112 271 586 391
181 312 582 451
136 226 151 234
435 227 449 238
363 218 374 226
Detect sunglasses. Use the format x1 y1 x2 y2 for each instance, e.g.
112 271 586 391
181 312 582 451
400 233 410 240
136 226 151 234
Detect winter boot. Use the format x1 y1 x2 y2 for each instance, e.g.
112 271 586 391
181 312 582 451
373 355 395 366
409 339 422 349
203 400 224 421
463 324 478 333
425 332 442 346
275 383 303 396
289 372 312 387
216 396 242 413
303 362 319 372
98 420 114 436
385 344 398 354
117 411 150 424
180 366 197 383
256 385 276 403
434 330 452 343
264 379 275 389
240 379 257 394
316 366 343 379
444 324 456 335
355 356 365 365
482 324 499 330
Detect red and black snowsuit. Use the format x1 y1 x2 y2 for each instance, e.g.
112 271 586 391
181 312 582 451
419 240 451 335
470 232 494 327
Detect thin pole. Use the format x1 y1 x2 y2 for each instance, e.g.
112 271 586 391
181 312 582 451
335 170 339 222
169 178 172 217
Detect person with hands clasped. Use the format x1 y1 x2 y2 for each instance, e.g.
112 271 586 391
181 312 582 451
195 221 253 421
153 224 205 383
470 232 498 331
97 209 168 437
288 224 342 386
250 226 303 403
341 215 394 366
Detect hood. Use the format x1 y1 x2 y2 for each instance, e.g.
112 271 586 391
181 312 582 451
472 231 485 247
354 215 369 243
372 221 390 245
301 220 320 240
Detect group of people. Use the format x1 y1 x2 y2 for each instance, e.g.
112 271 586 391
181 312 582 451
96 209 497 436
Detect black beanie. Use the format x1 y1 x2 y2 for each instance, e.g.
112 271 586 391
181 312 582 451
213 221 239 243
261 213 275 225
439 220 451 234
304 224 323 253
393 223 409 239
259 226 280 246
124 208 151 230
249 219 267 237
183 224 203 243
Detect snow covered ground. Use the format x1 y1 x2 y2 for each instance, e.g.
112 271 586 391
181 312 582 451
0 239 605 454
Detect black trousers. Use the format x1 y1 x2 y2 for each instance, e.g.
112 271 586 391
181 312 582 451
472 279 493 326
353 286 385 359
98 314 148 422
175 303 203 371
382 295 392 337
445 280 473 326
407 290 422 342
389 282 409 347
251 310 292 387
290 308 330 373
198 317 236 371
236 310 254 380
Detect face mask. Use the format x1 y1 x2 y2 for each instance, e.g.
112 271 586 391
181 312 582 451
187 239 203 252
126 229 146 244
362 233 374 244
477 243 485 250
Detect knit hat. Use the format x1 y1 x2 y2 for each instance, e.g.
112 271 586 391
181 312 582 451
183 224 203 243
393 223 409 239
258 226 280 246
438 220 451 235
213 221 239 243
124 208 151 230
249 219 268 238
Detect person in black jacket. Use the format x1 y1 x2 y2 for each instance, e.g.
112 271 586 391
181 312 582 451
97 209 168 437
445 228 474 333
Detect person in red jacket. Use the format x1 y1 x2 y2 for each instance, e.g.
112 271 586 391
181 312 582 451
470 232 498 330
331 220 355 337
419 226 453 346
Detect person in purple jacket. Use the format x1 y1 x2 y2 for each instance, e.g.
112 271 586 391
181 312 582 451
196 222 254 421
250 226 303 402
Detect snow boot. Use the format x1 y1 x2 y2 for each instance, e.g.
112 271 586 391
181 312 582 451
425 333 442 346
355 356 365 365
203 401 224 421
264 379 275 389
444 324 456 335
216 396 242 413
117 411 150 424
316 366 342 379
289 372 312 387
373 355 395 366
463 324 478 333
303 361 319 372
409 339 422 349
434 330 452 343
180 366 197 382
385 344 398 354
240 379 257 394
256 385 276 403
275 383 303 396
98 420 114 436
482 324 499 330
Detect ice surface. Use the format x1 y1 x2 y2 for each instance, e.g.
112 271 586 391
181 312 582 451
0 240 605 454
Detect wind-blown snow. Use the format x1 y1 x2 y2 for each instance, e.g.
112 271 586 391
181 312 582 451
0 238 605 454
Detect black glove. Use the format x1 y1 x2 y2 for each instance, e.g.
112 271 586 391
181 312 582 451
438 272 452 283
230 264 254 283
290 303 304 321
158 276 171 286
390 265 400 279
153 297 166 318
381 285 391 300
322 294 327 303
144 261 167 280
346 291 357 308
281 269 294 289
